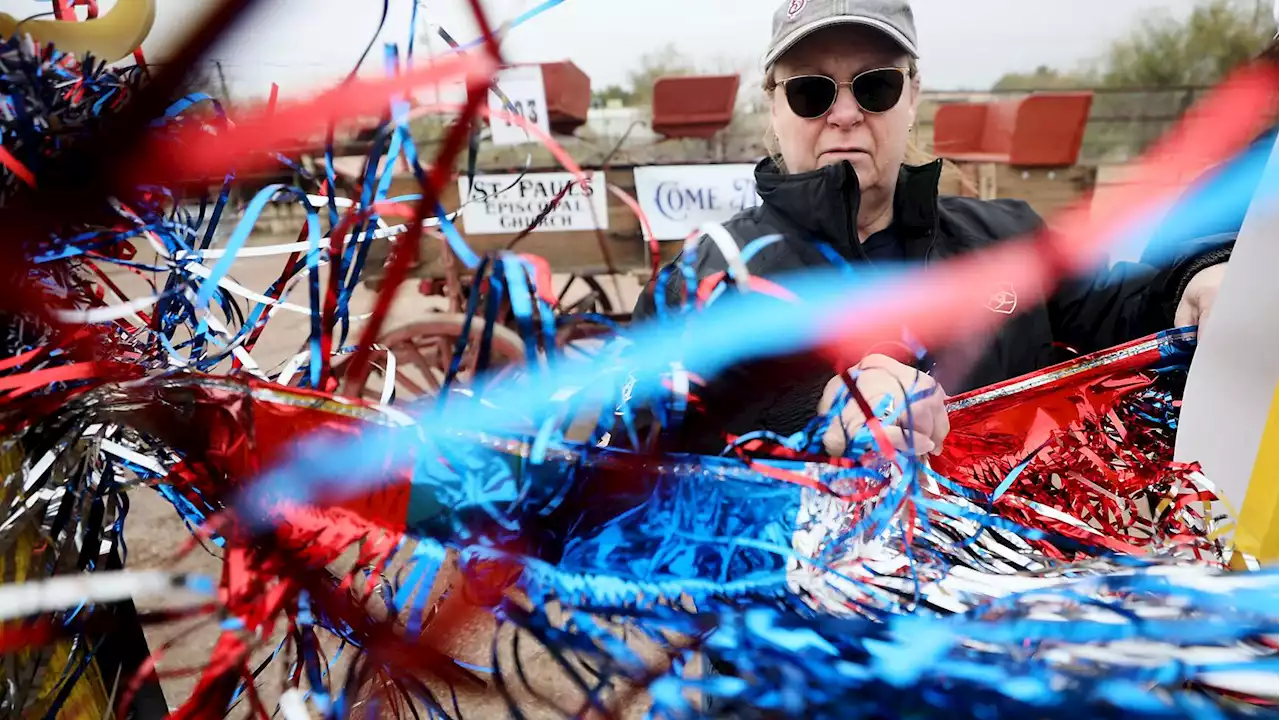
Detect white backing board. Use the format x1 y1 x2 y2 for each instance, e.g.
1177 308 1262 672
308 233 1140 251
1173 140 1279 517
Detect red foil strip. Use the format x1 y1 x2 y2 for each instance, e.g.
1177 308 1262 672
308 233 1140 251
121 377 489 717
134 377 414 533
934 329 1213 556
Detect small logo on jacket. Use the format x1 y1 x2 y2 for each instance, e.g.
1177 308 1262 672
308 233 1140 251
987 283 1018 314
786 0 807 19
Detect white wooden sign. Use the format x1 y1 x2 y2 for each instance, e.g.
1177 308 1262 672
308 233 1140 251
458 172 609 235
633 164 762 240
487 65 550 146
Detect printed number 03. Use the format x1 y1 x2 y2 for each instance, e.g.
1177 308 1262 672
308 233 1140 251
505 100 540 127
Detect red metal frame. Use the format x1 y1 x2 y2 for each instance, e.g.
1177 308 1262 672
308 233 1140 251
933 92 1094 167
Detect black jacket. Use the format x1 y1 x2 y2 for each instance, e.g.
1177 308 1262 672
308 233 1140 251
631 158 1231 455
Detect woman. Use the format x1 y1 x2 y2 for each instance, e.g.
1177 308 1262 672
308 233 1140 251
632 0 1232 458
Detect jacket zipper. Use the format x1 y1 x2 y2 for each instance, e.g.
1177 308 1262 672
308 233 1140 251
923 197 942 267
841 163 866 260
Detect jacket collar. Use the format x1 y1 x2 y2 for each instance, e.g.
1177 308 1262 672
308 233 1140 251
754 156 943 258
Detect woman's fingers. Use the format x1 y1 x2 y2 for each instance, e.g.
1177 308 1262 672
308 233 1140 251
898 379 948 454
818 355 952 458
817 374 846 415
823 422 935 457
822 402 939 457
878 425 936 456
823 400 869 457
857 369 944 448
930 392 950 455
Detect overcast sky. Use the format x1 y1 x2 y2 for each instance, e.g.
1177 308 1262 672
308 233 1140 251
0 0 1261 99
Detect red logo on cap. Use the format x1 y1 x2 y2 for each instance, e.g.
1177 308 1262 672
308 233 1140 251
787 0 806 19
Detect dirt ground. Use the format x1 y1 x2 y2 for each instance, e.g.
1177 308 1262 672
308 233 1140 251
116 239 651 716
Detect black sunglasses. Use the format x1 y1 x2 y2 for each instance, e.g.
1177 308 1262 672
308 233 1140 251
776 67 910 119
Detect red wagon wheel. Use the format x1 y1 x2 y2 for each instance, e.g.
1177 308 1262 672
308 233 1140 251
552 275 624 361
556 274 614 316
329 313 528 404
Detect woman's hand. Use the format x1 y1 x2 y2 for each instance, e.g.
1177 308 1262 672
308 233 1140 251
1174 263 1228 328
817 354 950 457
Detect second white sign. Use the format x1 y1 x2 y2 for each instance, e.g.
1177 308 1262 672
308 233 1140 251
633 164 763 241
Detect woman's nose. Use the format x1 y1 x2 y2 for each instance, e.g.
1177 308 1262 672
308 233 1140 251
826 84 864 127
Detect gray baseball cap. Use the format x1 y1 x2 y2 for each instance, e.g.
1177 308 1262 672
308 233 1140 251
763 0 919 70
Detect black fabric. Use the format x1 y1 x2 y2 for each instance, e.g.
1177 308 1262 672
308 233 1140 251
861 227 905 262
632 157 1233 455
